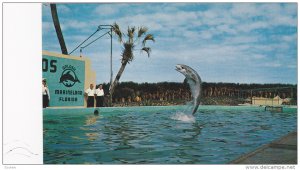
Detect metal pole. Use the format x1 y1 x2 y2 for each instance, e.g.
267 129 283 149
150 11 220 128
251 90 253 104
110 27 113 86
109 27 113 106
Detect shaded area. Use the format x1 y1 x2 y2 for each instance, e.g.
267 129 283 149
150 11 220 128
230 131 297 164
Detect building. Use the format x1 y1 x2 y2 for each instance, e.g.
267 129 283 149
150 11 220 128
252 95 283 106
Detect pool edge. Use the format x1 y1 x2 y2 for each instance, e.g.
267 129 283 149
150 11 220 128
229 131 297 164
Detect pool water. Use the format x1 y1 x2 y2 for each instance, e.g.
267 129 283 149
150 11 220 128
43 105 297 164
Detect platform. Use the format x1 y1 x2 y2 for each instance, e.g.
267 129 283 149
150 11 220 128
265 105 283 112
230 131 297 164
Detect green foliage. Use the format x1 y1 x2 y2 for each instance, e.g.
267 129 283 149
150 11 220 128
103 81 297 99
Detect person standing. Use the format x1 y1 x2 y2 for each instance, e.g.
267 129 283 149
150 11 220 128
85 84 95 107
42 79 50 108
95 84 105 107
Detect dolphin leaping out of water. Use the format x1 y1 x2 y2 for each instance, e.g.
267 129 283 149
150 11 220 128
175 64 202 115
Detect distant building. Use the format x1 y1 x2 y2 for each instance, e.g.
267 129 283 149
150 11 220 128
252 95 283 106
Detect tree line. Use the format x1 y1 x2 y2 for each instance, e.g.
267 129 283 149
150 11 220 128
99 82 297 106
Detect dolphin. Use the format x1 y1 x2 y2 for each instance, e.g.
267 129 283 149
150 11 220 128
175 64 202 115
59 71 80 84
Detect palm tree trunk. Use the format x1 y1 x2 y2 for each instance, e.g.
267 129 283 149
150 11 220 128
50 4 68 55
109 62 128 105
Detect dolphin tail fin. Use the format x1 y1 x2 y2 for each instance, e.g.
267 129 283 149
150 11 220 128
74 75 81 83
192 104 200 115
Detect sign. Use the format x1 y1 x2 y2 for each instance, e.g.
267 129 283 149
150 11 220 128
42 55 85 107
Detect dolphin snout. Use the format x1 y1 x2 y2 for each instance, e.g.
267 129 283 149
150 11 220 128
175 65 182 71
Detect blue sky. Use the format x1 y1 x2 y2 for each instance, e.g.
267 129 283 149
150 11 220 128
42 3 297 84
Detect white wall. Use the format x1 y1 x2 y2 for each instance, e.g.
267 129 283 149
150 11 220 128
3 3 43 164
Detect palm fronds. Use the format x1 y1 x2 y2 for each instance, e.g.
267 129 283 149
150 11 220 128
138 26 148 38
127 26 135 43
142 34 155 46
113 23 155 63
122 42 134 64
112 22 123 43
109 23 155 102
141 47 151 57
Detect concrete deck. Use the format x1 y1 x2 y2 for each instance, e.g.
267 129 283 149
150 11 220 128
230 131 297 164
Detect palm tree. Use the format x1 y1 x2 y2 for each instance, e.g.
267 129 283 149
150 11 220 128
109 23 155 105
50 4 68 55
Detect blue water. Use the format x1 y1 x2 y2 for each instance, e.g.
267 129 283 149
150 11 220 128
43 105 297 164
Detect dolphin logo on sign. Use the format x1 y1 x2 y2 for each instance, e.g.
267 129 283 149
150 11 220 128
59 66 80 87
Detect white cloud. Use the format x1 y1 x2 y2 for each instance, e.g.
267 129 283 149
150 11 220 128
272 15 297 27
216 24 237 34
287 64 297 69
264 62 282 68
283 3 297 15
94 4 117 16
62 20 88 30
230 3 261 19
251 54 266 59
42 21 53 34
57 4 71 14
281 34 297 42
93 4 129 16
258 4 297 27
237 21 269 33
42 4 51 18
223 35 259 45
65 35 91 43
199 30 213 39
198 10 237 26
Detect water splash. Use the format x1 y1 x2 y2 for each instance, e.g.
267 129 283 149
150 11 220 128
171 112 195 123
